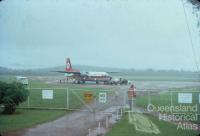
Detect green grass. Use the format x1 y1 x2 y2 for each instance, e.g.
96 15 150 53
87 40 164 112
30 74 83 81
1 75 199 134
0 75 102 133
0 109 66 133
105 114 199 136
117 75 199 82
135 88 200 123
0 75 16 83
135 89 200 110
19 88 100 109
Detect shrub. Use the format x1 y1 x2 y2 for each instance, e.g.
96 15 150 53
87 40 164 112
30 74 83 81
0 81 29 114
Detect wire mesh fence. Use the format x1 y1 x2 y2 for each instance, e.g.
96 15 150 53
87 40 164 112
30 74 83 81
134 88 200 123
19 87 125 113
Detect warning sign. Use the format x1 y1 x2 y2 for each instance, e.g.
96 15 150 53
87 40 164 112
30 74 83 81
42 90 53 99
99 92 107 103
84 92 93 103
178 93 192 104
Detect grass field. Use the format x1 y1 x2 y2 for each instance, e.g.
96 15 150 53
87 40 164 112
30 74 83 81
0 109 66 133
116 75 200 82
0 75 16 83
107 88 200 136
0 75 102 133
19 87 100 109
0 75 199 134
135 88 200 123
105 114 199 136
136 89 200 107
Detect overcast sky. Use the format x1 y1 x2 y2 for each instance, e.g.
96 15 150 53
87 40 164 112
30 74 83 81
0 0 200 71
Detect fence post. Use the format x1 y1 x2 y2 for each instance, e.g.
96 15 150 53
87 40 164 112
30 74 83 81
67 87 69 109
117 109 119 120
148 90 151 106
106 116 109 128
98 122 101 134
170 89 173 114
111 113 113 123
124 89 126 112
120 107 123 116
27 85 30 108
27 96 30 108
88 128 91 136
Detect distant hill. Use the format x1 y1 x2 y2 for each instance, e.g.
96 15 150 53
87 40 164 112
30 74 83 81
0 65 123 76
0 66 199 81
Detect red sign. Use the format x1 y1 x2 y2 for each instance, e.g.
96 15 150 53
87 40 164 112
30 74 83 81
128 89 136 99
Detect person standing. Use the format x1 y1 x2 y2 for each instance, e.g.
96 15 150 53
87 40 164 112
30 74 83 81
128 84 136 110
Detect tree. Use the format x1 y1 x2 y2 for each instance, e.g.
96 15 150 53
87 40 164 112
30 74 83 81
0 81 29 114
188 0 200 23
188 0 200 7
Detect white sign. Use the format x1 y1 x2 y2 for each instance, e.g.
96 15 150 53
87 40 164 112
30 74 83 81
42 90 53 99
178 93 192 104
16 76 29 85
99 92 107 103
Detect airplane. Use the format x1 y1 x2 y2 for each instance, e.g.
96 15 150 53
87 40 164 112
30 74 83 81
53 58 113 84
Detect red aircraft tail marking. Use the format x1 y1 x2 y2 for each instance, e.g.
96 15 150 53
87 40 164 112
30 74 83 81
66 58 72 71
65 58 80 73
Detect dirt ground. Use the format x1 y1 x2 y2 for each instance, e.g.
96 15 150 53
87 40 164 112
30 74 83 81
4 78 200 136
28 76 200 90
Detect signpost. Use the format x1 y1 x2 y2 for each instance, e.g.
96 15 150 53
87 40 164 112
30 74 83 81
84 92 93 103
199 93 200 104
42 90 53 99
99 92 107 103
178 93 192 104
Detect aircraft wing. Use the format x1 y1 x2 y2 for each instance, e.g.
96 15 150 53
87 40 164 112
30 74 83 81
51 71 80 74
106 71 121 74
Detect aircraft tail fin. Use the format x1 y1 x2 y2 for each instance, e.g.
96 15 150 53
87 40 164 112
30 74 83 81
66 58 72 71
